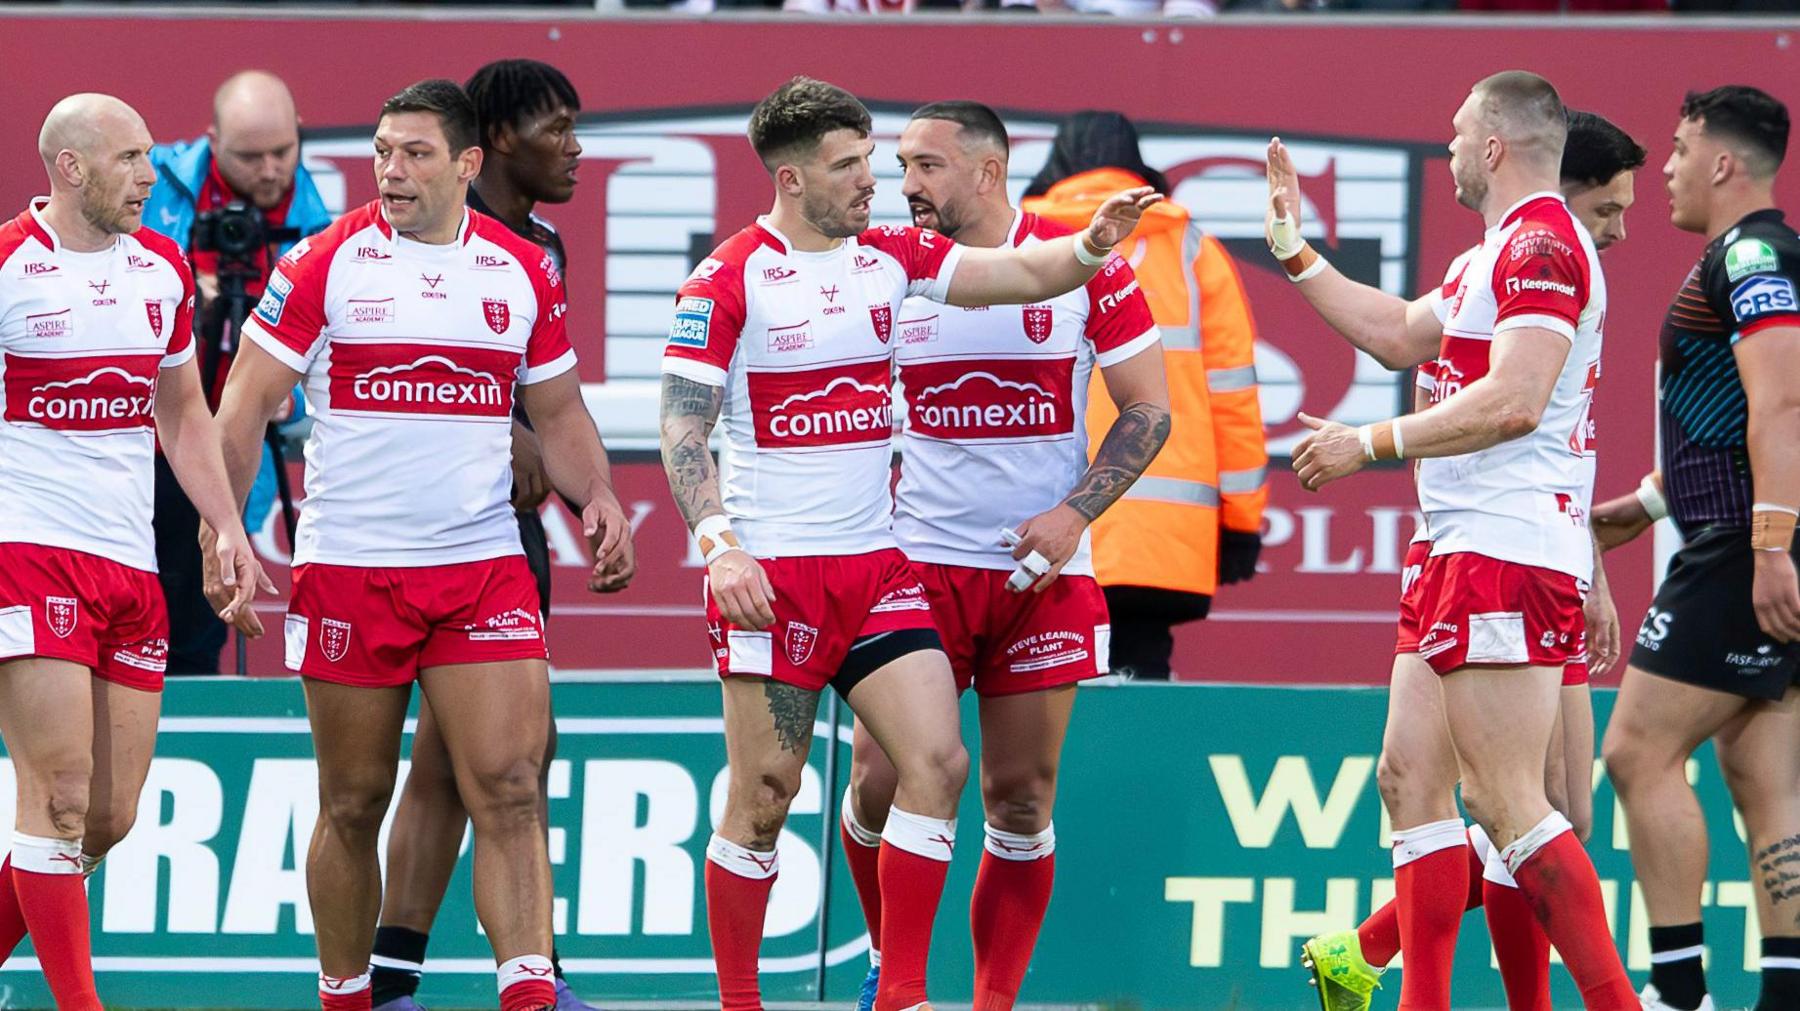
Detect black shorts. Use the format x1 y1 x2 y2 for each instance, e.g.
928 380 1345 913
1629 525 1800 701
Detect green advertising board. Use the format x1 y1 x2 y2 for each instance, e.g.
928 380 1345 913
0 679 1768 1009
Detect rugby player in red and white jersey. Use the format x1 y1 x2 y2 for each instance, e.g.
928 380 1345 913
0 93 267 1009
1299 109 1648 1011
658 78 1157 1011
205 81 630 1011
1271 72 1637 1010
829 102 1166 1011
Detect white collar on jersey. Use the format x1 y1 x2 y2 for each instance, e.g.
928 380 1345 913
1486 190 1568 235
378 204 474 249
27 197 121 255
1004 209 1026 248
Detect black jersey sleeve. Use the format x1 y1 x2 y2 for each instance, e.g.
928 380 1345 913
1707 222 1800 342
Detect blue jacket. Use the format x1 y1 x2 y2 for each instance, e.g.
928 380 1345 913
144 136 333 255
145 137 331 536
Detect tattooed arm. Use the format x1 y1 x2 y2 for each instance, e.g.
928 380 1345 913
1006 344 1172 593
660 373 777 629
660 373 726 528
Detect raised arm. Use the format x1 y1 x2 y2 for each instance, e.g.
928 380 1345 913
946 187 1161 308
1266 137 1443 370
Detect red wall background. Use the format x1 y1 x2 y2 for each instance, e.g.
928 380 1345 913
3 13 1792 681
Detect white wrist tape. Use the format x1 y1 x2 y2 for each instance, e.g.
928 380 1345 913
1391 418 1407 461
1358 424 1376 462
1288 255 1329 283
694 515 739 565
1074 234 1110 267
1268 213 1305 260
1754 502 1800 517
1636 476 1669 522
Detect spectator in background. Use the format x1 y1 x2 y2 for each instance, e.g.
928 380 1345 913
1021 112 1268 680
144 69 328 674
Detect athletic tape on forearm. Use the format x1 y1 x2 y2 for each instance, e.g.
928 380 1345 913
1359 421 1401 462
1752 503 1798 552
694 514 740 565
1074 233 1111 267
1635 474 1668 522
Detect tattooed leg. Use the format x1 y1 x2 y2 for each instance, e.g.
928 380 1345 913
1714 691 1800 933
717 677 820 850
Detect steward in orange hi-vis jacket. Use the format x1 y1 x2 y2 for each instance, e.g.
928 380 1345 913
1023 113 1268 678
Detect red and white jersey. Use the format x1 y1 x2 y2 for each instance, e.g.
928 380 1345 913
0 202 195 572
241 202 574 568
893 212 1157 574
662 218 963 557
1420 193 1604 581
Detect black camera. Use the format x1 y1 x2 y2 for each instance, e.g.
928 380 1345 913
191 200 299 267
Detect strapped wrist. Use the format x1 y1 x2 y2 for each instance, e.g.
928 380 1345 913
694 514 741 564
1751 503 1797 552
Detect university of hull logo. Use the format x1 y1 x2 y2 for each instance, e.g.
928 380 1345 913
45 596 78 639
1022 306 1053 344
901 358 1073 441
329 344 516 419
749 359 893 449
868 305 893 344
483 298 511 334
4 353 160 432
319 619 352 663
785 621 818 666
145 300 164 338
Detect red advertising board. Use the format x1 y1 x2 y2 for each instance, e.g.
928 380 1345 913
2 12 1793 682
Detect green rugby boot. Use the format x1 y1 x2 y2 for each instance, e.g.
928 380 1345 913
1300 929 1383 1011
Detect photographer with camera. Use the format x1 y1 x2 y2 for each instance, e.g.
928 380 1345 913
145 69 331 674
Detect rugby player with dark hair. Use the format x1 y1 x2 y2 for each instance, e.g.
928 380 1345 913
1595 84 1800 1011
367 60 624 1011
659 76 1157 1011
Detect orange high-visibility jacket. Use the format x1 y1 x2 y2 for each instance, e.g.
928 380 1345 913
1023 168 1268 598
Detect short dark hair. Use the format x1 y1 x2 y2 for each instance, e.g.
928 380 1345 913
1561 110 1647 190
910 101 1009 156
747 76 871 171
1681 85 1789 176
465 59 581 151
381 79 480 154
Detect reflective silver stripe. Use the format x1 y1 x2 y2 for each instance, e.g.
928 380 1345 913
1123 475 1220 508
1207 364 1258 393
1219 466 1268 495
1158 324 1200 350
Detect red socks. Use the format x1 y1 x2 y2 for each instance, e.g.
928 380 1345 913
0 857 27 964
1389 819 1467 1010
10 833 101 1010
970 823 1055 1011
498 954 556 1011
840 795 884 958
875 807 955 1011
318 969 371 1010
1358 835 1486 967
1504 813 1637 1011
1470 824 1552 1011
705 834 778 1011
